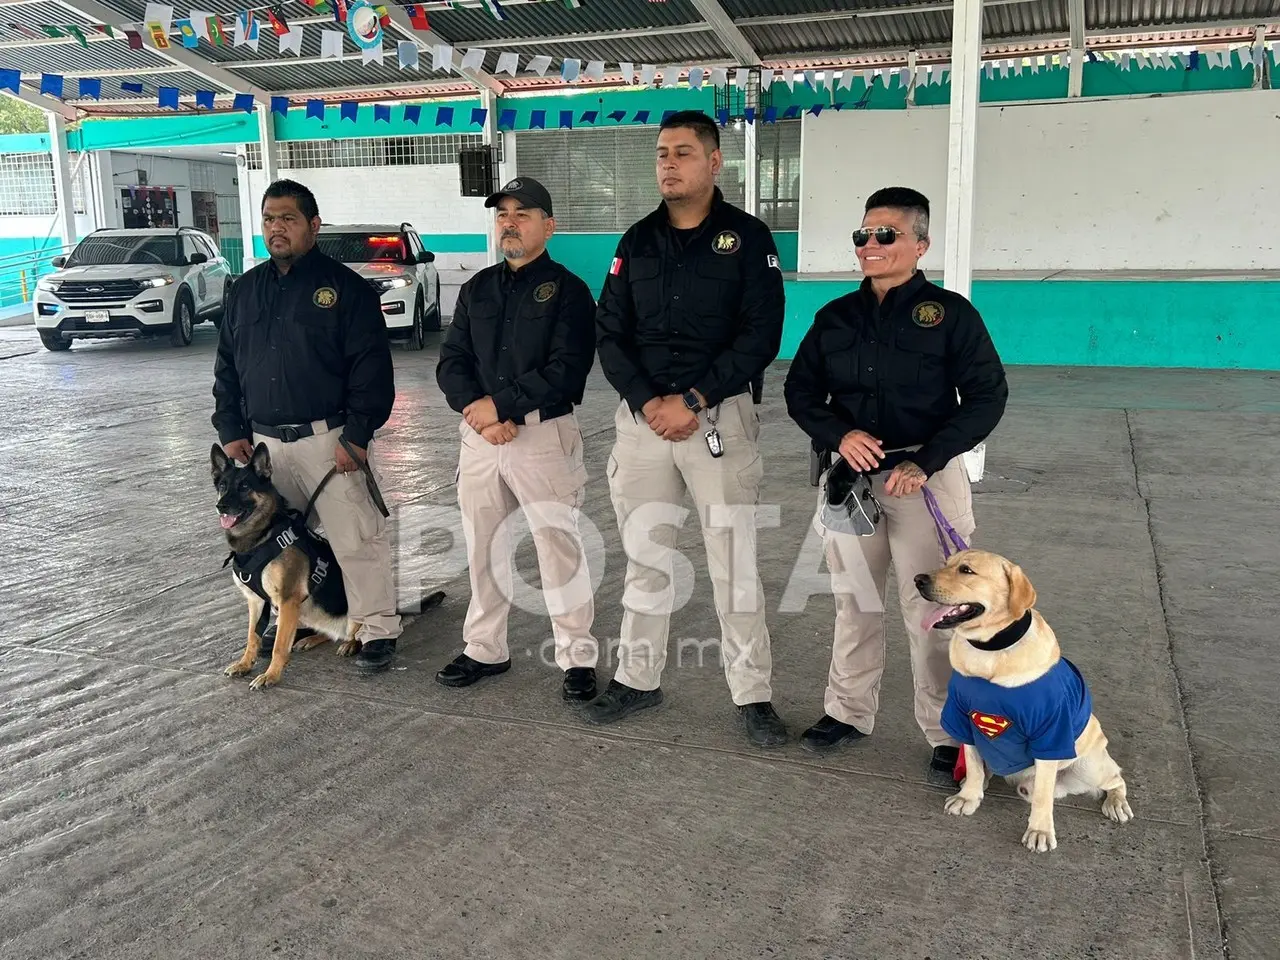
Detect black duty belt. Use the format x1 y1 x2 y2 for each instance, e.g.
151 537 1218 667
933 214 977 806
512 403 573 426
252 414 345 443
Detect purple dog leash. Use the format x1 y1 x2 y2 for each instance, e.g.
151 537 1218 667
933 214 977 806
922 486 969 559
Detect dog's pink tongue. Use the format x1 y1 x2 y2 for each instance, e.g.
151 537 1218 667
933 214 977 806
922 604 961 631
219 513 239 529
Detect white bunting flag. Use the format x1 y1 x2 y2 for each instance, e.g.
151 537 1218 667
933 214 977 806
997 60 1009 78
496 51 519 76
1237 46 1250 68
619 61 635 84
527 55 552 76
687 66 704 89
1136 52 1149 69
760 68 774 89
319 30 343 59
983 61 994 79
1012 59 1023 76
362 43 383 65
803 69 816 88
1205 50 1221 69
144 3 173 35
398 41 418 70
709 67 727 87
188 9 212 41
639 63 657 86
561 58 580 82
278 25 303 55
733 67 749 89
662 68 681 89
1029 55 1040 74
832 69 848 90
433 43 453 71
891 66 903 86
585 60 605 81
461 47 486 72
1120 52 1132 71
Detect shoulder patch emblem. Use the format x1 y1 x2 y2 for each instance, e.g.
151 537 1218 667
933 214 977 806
533 281 557 303
313 287 338 309
712 230 741 255
912 301 944 328
969 711 1012 739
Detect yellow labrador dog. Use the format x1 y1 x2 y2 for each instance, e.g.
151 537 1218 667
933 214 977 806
914 549 1133 852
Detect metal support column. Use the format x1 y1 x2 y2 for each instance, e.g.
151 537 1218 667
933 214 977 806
943 0 987 482
258 105 279 185
48 113 76 252
481 88 500 266
235 144 257 269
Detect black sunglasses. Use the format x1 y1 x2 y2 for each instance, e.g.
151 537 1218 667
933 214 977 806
852 226 908 247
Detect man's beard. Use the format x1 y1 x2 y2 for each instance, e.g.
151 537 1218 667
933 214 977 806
501 234 524 260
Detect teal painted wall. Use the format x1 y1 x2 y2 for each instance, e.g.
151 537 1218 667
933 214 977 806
249 232 488 259
779 278 1280 370
0 236 65 308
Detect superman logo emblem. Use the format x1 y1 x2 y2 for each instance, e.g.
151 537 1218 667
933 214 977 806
970 711 1012 739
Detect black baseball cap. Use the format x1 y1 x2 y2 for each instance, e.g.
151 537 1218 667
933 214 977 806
485 176 553 217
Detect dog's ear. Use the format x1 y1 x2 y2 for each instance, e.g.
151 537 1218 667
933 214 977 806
249 442 272 480
210 443 231 479
1006 561 1037 619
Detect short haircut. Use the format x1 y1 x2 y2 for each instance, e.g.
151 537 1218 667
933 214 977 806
659 109 720 153
865 186 930 242
262 178 319 220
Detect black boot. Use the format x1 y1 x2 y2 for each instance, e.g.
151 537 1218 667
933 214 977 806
562 667 597 702
799 714 868 754
581 680 662 724
355 638 397 673
738 702 788 747
929 745 961 783
435 653 511 688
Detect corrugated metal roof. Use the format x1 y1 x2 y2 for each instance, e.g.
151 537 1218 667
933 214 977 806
1 0 1277 115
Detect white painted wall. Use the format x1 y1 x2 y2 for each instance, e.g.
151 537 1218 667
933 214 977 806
102 152 237 237
799 90 1280 274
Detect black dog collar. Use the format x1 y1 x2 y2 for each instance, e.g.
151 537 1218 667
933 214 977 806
967 610 1033 651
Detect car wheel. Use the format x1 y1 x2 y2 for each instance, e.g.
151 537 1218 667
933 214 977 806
424 278 442 331
405 293 425 351
40 331 71 351
170 290 194 347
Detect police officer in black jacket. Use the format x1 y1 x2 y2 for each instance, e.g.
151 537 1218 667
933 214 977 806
784 186 1008 777
212 178 400 674
435 176 601 702
590 109 788 746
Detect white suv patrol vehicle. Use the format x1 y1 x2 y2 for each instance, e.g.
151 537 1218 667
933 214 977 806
33 227 231 351
315 223 440 350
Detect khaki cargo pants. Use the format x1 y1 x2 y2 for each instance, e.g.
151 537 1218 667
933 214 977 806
605 394 773 705
455 412 599 670
816 454 975 746
254 420 401 643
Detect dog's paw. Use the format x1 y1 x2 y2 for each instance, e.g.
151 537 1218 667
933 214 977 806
1102 792 1133 824
337 639 361 657
224 660 253 678
1021 825 1057 852
293 633 328 652
944 792 984 816
249 672 280 691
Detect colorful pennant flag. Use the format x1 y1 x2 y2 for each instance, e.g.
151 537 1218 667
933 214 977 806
147 22 170 48
271 96 289 116
331 0 348 23
40 73 64 98
480 0 506 21
306 99 325 118
78 77 102 99
471 107 487 126
340 101 358 121
64 25 88 47
405 4 430 30
158 86 180 109
195 89 215 109
374 103 390 123
266 6 290 36
176 19 198 47
96 25 115 38
498 108 516 128
121 80 144 93
436 106 454 126
233 92 255 112
398 40 418 69
0 69 18 93
40 25 64 38
207 16 225 46
530 109 546 128
404 104 422 124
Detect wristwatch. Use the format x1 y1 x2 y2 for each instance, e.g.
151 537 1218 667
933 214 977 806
682 390 703 412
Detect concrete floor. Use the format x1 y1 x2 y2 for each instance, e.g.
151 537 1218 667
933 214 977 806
1 321 1277 960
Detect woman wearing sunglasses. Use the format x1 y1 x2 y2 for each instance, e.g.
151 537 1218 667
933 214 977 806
783 186 1008 782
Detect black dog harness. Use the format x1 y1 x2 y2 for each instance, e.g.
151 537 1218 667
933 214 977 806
223 509 347 637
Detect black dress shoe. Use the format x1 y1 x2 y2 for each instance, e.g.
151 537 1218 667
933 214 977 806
562 667 597 702
799 714 868 754
258 623 318 658
930 745 961 775
739 702 788 747
435 653 511 688
355 638 397 673
581 679 662 724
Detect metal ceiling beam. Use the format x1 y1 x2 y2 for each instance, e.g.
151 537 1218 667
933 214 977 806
458 22 715 50
382 4 504 95
1 83 79 120
18 65 188 79
736 0 1036 28
53 0 274 98
685 0 762 65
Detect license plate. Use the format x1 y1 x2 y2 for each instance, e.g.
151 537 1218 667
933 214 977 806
85 310 110 323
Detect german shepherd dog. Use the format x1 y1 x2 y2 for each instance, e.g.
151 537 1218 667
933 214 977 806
211 442 361 690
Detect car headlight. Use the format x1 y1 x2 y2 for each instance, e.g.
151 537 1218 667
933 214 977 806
373 275 414 292
37 278 59 292
145 275 176 287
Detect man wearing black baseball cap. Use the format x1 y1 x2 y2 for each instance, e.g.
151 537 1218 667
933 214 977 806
435 175 602 703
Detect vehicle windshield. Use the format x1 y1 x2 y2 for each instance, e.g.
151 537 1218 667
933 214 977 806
65 235 184 267
316 232 408 263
